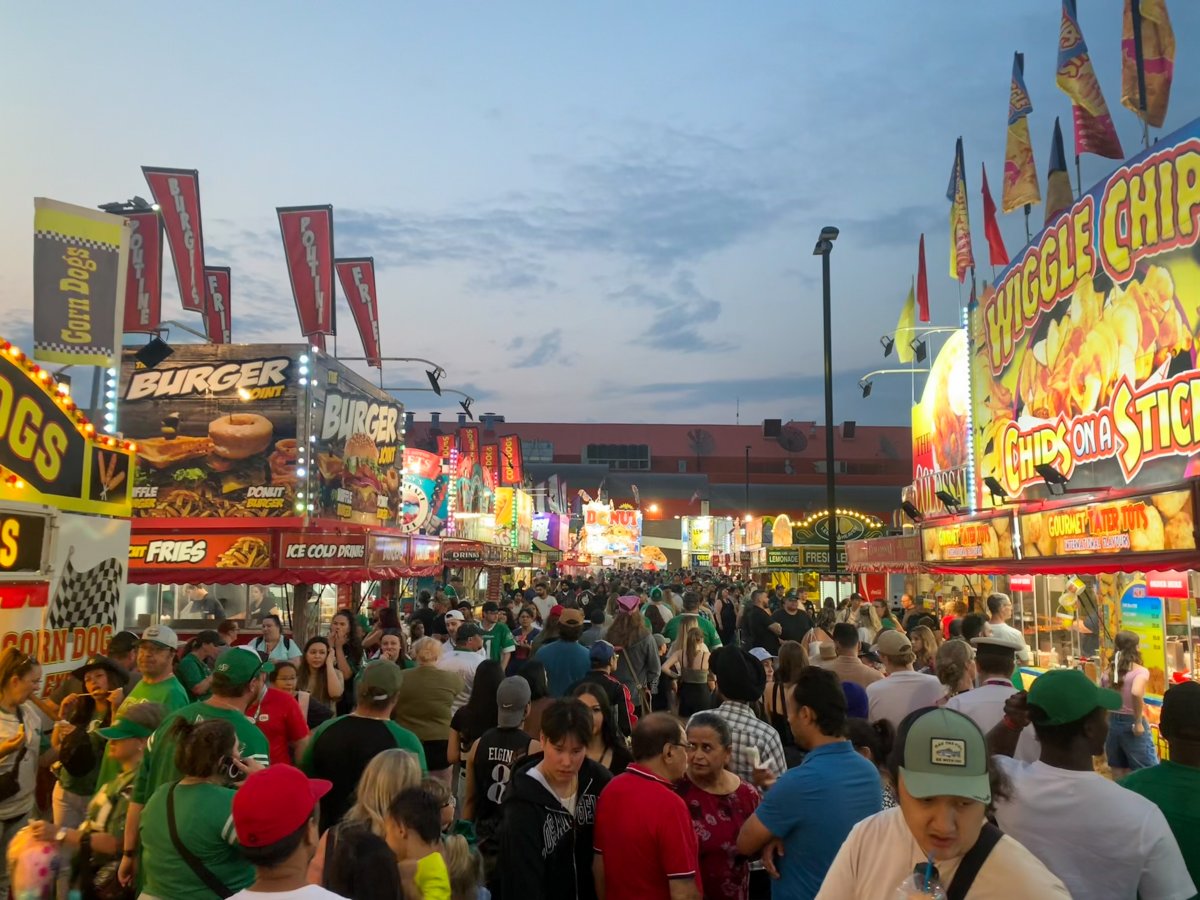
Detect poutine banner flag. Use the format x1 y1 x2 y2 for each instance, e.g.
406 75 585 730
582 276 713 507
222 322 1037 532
122 210 164 335
895 281 916 365
334 258 382 368
277 205 335 343
32 198 130 367
1121 0 1174 128
142 167 207 313
1002 52 1041 213
203 266 231 344
946 138 974 283
1056 0 1124 159
499 434 524 485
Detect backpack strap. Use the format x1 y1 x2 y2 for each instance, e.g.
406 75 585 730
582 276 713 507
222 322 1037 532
946 823 1003 900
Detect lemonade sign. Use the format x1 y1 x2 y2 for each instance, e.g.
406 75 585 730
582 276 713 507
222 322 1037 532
973 118 1200 503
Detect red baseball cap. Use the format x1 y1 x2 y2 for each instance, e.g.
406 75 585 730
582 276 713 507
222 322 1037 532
371 597 389 610
233 765 331 847
549 604 565 618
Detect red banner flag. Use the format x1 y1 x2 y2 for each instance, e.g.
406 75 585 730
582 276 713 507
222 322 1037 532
499 434 524 485
458 427 480 456
980 163 1009 267
436 433 456 460
142 167 206 313
203 266 231 344
123 210 164 334
277 206 335 343
334 258 381 368
916 234 929 323
481 444 500 485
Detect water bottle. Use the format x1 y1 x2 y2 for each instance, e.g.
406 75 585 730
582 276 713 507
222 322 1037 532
893 861 948 900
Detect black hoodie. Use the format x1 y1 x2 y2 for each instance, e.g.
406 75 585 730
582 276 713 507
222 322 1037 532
499 752 612 900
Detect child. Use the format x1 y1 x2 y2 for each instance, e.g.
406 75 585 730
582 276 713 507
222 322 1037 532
386 787 452 900
422 776 477 847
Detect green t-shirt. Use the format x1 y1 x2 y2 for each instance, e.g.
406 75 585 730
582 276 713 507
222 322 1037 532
95 676 191 789
57 708 109 797
661 613 722 649
132 701 271 805
176 654 213 701
1120 761 1200 897
81 766 136 868
482 622 516 662
139 781 253 900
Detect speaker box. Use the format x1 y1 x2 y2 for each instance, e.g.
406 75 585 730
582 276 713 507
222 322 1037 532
762 419 782 438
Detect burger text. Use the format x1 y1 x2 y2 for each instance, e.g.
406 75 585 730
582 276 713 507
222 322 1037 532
125 357 290 400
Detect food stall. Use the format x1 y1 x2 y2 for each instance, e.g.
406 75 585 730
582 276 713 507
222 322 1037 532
118 343 439 637
0 337 136 696
743 510 886 599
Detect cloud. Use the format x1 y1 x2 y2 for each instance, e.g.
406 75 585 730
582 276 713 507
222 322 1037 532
510 329 565 368
611 271 733 352
851 203 945 249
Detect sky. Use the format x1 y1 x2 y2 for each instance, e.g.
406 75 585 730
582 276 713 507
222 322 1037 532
4 2 1200 427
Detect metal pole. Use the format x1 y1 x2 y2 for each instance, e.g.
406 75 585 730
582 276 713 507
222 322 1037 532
821 250 837 578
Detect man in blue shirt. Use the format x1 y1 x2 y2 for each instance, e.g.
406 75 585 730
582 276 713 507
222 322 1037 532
737 667 882 899
534 608 590 696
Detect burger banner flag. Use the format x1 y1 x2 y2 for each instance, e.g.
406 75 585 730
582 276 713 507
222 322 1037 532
334 258 381 368
436 433 456 460
278 205 335 344
499 434 524 485
458 426 480 457
32 198 130 367
980 163 1009 267
1045 118 1074 225
1121 0 1174 129
143 167 208 314
481 444 500 486
946 138 974 283
203 266 231 344
1002 51 1041 214
1056 0 1124 160
122 210 164 334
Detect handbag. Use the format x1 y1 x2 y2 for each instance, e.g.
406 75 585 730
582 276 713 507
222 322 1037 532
167 783 235 898
0 707 28 801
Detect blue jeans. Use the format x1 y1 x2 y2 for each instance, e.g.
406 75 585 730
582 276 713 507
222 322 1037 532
1105 711 1158 770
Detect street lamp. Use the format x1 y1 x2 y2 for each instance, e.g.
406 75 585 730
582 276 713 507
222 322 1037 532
812 225 839 578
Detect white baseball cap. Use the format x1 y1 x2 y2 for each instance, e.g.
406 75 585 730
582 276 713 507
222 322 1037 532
444 610 465 622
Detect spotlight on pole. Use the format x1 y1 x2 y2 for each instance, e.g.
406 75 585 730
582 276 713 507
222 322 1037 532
910 338 928 364
900 500 923 522
459 397 475 421
935 490 962 515
135 336 174 370
426 367 445 396
983 476 1009 504
858 378 873 399
1035 463 1069 496
880 335 894 357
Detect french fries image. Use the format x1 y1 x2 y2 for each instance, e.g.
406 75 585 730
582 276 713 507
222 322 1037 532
215 537 270 568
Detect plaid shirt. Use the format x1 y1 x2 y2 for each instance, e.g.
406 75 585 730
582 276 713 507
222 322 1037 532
714 700 787 785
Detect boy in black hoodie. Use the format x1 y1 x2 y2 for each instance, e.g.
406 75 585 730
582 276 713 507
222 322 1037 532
500 698 613 900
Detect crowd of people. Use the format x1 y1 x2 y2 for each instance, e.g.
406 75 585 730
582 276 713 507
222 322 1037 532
0 570 1195 899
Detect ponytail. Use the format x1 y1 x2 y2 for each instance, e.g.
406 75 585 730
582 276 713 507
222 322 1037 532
1114 630 1142 688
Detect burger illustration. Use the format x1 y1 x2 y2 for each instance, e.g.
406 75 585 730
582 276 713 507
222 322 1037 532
343 432 384 523
208 413 274 494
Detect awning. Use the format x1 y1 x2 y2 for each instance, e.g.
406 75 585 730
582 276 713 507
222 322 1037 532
926 549 1200 577
531 539 561 556
846 534 925 574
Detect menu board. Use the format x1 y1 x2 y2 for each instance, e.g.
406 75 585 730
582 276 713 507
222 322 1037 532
1121 580 1167 695
974 117 1200 505
921 514 1016 562
1017 489 1195 558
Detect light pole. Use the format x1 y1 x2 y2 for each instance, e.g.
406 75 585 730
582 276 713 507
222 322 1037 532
744 445 751 514
813 226 839 580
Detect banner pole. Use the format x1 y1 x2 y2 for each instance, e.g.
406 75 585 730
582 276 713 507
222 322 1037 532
1074 154 1083 199
1023 205 1032 242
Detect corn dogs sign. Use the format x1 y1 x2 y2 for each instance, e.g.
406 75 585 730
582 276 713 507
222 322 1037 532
974 118 1200 503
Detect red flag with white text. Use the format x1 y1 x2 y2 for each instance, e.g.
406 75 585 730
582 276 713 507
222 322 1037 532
481 444 500 485
142 167 207 314
334 258 382 368
499 435 524 485
459 427 480 457
203 266 231 344
122 210 164 334
277 206 335 343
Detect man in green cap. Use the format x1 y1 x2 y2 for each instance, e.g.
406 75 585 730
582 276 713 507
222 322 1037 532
988 668 1194 900
118 647 273 886
301 659 427 830
176 629 225 701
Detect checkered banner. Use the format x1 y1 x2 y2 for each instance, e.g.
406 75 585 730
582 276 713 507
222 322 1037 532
47 551 125 631
33 198 130 367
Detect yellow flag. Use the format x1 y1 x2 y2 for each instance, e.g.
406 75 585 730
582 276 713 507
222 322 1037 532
895 281 916 364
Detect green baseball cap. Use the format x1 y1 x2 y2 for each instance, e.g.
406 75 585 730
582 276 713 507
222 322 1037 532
98 717 156 741
360 660 404 700
1027 668 1120 726
213 647 273 686
898 708 991 804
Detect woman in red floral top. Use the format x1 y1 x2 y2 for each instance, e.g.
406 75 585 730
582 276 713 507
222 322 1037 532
676 711 761 899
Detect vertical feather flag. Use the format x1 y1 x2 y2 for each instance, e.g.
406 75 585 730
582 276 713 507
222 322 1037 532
1045 118 1074 225
980 164 1009 267
895 281 916 365
946 139 974 283
1056 0 1124 159
1121 0 1174 128
916 234 929 323
1002 52 1041 213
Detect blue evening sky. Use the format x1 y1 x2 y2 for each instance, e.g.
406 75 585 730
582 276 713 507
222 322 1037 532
3 2 1198 425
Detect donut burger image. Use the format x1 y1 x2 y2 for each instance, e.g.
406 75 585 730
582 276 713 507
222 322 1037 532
207 413 275 493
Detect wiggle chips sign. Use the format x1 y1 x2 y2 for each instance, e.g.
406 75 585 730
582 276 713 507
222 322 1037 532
974 118 1200 503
